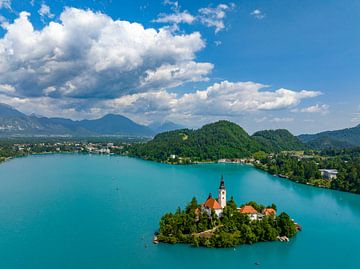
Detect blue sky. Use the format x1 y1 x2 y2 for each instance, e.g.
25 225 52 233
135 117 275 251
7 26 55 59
0 0 359 134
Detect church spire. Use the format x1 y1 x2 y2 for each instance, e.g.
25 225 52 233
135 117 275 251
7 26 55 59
219 175 225 190
218 175 226 208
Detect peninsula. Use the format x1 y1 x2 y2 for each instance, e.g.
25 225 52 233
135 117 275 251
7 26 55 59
156 176 299 248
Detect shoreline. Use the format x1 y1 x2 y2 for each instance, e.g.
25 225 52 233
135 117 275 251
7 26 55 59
1 151 358 195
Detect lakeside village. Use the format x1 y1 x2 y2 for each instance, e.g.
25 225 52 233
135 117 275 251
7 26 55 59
0 141 126 163
2 142 338 186
155 176 301 248
170 153 338 183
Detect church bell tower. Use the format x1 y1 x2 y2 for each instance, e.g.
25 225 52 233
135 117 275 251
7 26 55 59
218 175 226 208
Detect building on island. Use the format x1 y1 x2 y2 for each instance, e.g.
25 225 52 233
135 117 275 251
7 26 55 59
263 208 276 216
202 193 223 217
201 176 277 221
201 176 227 217
319 169 338 180
238 205 261 221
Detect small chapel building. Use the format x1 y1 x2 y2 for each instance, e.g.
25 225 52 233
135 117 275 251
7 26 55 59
201 176 276 220
201 175 227 217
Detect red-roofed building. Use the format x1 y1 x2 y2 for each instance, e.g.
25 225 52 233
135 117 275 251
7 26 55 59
201 176 227 217
202 193 223 217
239 205 260 221
263 208 276 216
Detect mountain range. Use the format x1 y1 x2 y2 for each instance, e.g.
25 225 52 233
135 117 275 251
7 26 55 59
1 103 360 149
0 103 179 137
298 124 360 149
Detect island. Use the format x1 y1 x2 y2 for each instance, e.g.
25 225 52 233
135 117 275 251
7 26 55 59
155 176 300 248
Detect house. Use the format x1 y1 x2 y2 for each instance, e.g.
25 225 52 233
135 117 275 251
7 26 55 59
263 208 277 216
238 205 262 221
319 169 338 180
201 176 227 217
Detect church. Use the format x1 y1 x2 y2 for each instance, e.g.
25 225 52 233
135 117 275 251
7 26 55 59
201 176 277 219
201 175 227 217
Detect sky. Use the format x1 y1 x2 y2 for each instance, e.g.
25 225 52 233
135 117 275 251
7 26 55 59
0 0 359 134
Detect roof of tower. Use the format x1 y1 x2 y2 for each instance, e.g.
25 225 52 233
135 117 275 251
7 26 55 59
219 175 226 190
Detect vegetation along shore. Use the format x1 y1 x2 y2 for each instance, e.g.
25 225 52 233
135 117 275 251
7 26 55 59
1 120 360 194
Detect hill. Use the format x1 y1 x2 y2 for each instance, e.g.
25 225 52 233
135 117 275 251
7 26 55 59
128 120 259 161
0 103 154 137
252 129 306 152
299 124 360 149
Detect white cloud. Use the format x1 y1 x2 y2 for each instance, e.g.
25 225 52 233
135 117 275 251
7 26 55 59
0 79 322 125
163 0 179 12
270 117 294 123
38 4 55 21
154 3 235 33
0 0 11 10
198 4 234 33
250 9 265 20
153 11 195 24
0 8 212 100
107 80 322 118
292 104 329 114
0 83 15 93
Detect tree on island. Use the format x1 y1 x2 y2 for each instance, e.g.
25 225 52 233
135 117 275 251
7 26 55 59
157 198 298 248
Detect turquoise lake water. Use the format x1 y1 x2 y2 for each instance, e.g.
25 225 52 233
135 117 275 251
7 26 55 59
0 154 359 269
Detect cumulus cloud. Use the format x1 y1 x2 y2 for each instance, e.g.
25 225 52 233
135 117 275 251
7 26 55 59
153 11 195 24
250 9 265 20
0 79 322 125
292 104 329 114
198 4 234 33
154 2 235 33
107 80 322 118
0 8 212 100
38 3 55 21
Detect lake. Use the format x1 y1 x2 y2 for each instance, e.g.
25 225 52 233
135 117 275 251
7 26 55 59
0 154 359 269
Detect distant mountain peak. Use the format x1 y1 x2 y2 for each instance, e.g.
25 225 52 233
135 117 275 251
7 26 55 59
149 120 184 133
0 103 25 117
0 104 154 137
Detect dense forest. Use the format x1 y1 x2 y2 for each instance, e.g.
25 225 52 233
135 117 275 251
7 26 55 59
252 129 306 152
125 121 304 162
255 149 360 193
298 124 360 149
157 198 298 248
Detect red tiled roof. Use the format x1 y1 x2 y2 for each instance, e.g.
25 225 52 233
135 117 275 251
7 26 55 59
263 208 276 215
239 205 258 214
203 197 222 210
